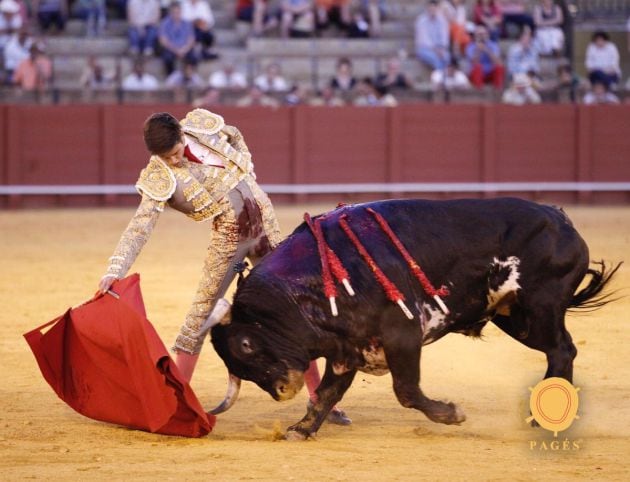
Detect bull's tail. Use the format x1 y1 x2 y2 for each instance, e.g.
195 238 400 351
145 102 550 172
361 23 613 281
569 260 622 312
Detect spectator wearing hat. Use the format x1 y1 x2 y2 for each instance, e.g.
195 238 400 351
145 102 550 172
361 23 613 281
127 0 160 56
0 0 22 50
585 30 620 90
12 42 52 90
33 0 68 33
502 71 540 104
415 0 451 71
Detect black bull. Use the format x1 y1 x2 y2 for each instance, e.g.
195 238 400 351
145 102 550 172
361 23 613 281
211 198 619 439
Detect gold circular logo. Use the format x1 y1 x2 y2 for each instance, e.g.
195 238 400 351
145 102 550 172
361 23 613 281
526 377 580 436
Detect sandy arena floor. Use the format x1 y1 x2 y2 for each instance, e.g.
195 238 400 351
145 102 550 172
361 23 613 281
1 202 629 481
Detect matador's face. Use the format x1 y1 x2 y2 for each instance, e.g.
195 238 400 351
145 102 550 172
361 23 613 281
159 136 185 167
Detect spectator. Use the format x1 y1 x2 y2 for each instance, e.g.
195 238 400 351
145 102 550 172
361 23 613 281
465 24 505 89
158 1 198 75
12 42 52 90
280 0 314 38
33 0 68 33
284 82 309 105
0 0 22 50
353 77 398 106
415 0 450 72
235 0 279 37
254 62 290 92
583 79 619 105
127 0 160 56
375 56 412 90
72 0 106 37
122 57 160 90
208 62 248 89
502 72 540 104
358 0 384 37
315 0 351 31
192 86 221 107
533 0 564 56
498 0 534 38
165 58 205 89
181 0 217 59
473 0 501 40
80 55 116 88
440 0 471 55
507 26 539 77
329 56 357 92
430 58 471 90
347 10 370 38
309 84 345 105
2 25 31 82
236 84 280 106
585 30 620 90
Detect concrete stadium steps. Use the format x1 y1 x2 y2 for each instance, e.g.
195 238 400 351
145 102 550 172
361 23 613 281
246 38 414 57
45 37 129 56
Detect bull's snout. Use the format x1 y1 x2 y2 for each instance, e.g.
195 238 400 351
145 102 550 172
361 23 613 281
273 369 305 401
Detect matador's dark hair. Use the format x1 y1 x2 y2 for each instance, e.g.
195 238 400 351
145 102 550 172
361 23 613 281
143 112 182 155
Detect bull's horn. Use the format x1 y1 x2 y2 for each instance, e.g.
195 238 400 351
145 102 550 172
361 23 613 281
199 298 232 337
209 373 241 414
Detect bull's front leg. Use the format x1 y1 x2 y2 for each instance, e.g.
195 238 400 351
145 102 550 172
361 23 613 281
382 325 466 426
286 362 356 441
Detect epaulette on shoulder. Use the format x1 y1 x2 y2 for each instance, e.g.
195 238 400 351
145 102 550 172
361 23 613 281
180 108 225 137
135 156 176 201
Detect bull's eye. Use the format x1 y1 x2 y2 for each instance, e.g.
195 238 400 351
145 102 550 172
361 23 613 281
241 337 253 354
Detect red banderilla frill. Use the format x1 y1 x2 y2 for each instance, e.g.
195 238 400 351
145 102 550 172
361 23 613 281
304 213 355 316
338 214 414 320
366 208 450 314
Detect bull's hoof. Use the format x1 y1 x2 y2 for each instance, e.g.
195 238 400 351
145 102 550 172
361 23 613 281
327 408 352 426
285 429 310 441
424 401 466 425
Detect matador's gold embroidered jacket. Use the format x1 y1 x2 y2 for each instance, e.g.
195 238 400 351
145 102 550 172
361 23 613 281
103 109 280 282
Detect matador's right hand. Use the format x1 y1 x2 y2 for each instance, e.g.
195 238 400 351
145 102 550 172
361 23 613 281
98 274 117 295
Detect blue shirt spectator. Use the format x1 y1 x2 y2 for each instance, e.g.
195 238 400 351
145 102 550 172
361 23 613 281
158 1 198 75
414 0 450 71
507 27 540 77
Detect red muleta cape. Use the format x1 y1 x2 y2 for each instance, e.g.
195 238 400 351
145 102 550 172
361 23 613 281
23 274 216 437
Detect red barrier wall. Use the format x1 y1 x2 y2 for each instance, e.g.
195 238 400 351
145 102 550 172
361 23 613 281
1 104 629 207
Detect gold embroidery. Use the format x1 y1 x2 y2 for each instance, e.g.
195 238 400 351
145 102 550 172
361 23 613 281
135 156 176 201
180 109 225 137
105 195 163 278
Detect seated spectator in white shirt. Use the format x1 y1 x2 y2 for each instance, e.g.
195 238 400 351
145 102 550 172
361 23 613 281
585 30 621 90
430 58 471 91
208 62 248 89
165 59 205 89
254 62 290 92
122 58 159 90
583 79 619 105
0 0 22 50
2 26 31 80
